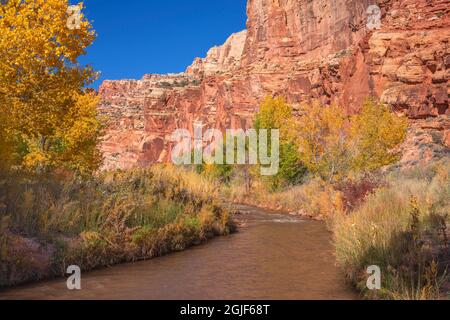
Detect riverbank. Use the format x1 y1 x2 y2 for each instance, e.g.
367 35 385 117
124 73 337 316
1 162 448 300
225 178 342 221
0 205 356 300
0 166 235 288
223 160 450 300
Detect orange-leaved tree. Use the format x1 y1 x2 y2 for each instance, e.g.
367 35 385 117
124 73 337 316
0 0 102 174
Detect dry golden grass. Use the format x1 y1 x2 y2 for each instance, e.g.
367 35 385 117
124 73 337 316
0 165 234 287
333 161 450 299
223 160 449 300
224 176 344 219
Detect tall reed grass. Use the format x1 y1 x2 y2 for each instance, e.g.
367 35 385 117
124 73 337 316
0 165 234 287
333 161 449 299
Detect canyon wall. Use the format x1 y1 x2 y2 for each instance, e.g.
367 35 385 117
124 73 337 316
99 0 449 170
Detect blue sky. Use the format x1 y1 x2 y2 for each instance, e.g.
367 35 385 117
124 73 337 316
72 0 248 88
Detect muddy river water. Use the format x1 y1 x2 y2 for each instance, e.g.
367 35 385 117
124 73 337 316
0 205 357 300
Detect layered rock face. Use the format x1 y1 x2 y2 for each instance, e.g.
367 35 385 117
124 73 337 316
187 30 247 76
99 0 449 170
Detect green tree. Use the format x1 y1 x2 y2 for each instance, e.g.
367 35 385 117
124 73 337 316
255 96 307 189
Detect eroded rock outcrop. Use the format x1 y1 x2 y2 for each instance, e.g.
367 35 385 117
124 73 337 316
99 0 449 170
187 30 247 76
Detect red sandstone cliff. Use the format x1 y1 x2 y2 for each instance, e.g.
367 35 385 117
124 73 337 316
99 0 449 170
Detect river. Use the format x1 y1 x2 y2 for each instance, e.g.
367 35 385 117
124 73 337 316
0 205 357 300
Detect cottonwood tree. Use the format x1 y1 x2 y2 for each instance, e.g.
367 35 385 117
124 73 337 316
296 99 408 182
296 102 349 183
349 99 408 173
255 96 307 190
0 0 102 174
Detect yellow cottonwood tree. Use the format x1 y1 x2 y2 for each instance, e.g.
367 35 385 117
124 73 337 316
0 108 15 171
296 99 408 182
296 101 350 182
255 96 296 141
55 91 103 173
0 0 102 173
349 99 408 172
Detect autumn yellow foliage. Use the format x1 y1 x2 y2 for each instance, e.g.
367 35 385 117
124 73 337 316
254 97 307 188
296 99 408 181
255 96 296 140
297 101 349 182
0 0 102 173
349 99 408 172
